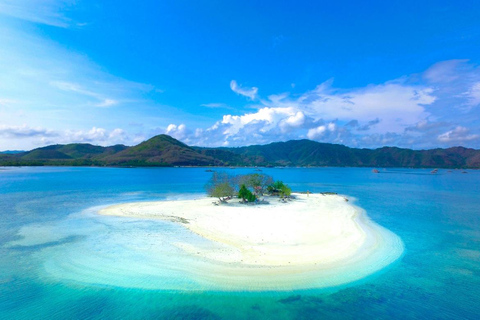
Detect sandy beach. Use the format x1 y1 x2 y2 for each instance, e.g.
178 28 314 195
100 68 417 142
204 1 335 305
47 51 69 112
98 193 404 290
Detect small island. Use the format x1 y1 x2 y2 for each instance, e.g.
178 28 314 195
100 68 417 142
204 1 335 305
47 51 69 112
99 173 404 291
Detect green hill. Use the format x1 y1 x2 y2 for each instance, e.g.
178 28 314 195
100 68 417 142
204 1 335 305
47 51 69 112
2 134 479 168
103 134 220 166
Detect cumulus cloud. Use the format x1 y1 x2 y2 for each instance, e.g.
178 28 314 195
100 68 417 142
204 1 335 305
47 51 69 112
0 125 131 150
166 60 480 149
307 123 336 140
438 126 479 143
230 80 258 100
165 123 190 141
5 60 480 150
279 111 306 132
298 81 435 133
183 78 436 147
307 125 326 140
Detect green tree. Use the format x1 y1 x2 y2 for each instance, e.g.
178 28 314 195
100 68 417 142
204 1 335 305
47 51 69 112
280 184 292 198
206 172 235 202
267 180 285 194
238 184 250 202
246 191 257 203
238 173 273 195
267 180 291 198
238 184 257 203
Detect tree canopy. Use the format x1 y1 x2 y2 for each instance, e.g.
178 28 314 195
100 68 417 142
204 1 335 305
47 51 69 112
205 171 291 203
238 184 256 203
205 172 235 201
267 180 292 198
237 173 273 195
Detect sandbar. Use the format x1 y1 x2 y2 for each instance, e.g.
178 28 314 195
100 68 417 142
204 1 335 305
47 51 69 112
98 193 404 291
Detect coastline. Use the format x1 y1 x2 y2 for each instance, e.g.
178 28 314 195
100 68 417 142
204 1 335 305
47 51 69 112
98 193 404 291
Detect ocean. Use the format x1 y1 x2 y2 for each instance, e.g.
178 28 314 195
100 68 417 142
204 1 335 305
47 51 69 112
1 167 479 319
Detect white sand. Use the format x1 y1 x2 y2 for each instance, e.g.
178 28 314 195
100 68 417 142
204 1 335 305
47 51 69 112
98 193 404 291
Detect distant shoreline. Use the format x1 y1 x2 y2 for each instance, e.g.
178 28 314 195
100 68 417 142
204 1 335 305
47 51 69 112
1 164 477 170
2 134 479 169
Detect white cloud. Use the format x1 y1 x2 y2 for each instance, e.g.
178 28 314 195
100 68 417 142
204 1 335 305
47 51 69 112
66 127 107 141
437 126 479 143
298 81 435 133
0 125 131 150
197 78 436 146
200 103 231 109
422 59 480 115
0 0 76 28
0 124 57 138
164 60 480 149
4 56 480 150
96 99 118 108
50 81 119 107
165 123 190 141
423 59 469 84
109 128 126 139
307 125 326 139
279 111 306 132
0 0 82 28
220 107 296 137
230 80 258 100
307 122 336 140
0 21 159 143
464 82 480 107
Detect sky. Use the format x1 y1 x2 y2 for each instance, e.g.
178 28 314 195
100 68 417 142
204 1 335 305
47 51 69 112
1 0 480 151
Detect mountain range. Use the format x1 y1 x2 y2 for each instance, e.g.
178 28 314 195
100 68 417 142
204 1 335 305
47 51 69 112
1 134 479 168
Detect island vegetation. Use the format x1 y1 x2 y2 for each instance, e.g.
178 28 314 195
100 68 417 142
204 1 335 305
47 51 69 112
206 172 292 204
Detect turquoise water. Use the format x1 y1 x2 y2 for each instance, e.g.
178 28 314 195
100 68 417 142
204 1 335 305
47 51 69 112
1 167 479 319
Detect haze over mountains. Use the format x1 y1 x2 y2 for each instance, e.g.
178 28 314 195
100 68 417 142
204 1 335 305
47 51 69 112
1 134 479 168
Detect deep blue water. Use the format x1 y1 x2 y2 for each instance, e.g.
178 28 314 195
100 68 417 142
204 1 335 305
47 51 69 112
1 167 479 319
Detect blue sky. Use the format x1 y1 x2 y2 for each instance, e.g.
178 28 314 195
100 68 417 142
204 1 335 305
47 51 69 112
1 0 480 150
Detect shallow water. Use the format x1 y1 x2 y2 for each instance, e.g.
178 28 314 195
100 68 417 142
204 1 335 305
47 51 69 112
1 167 479 319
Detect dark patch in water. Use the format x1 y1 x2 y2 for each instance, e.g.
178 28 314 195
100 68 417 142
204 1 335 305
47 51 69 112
159 305 222 320
67 295 114 319
0 278 45 311
251 303 262 311
7 235 85 251
278 295 302 304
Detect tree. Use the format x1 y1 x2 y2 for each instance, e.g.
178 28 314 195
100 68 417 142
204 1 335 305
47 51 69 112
238 184 249 202
210 182 235 202
246 191 257 203
280 184 292 199
238 173 273 195
205 172 235 202
273 180 285 190
238 184 256 203
267 180 291 198
267 180 285 195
